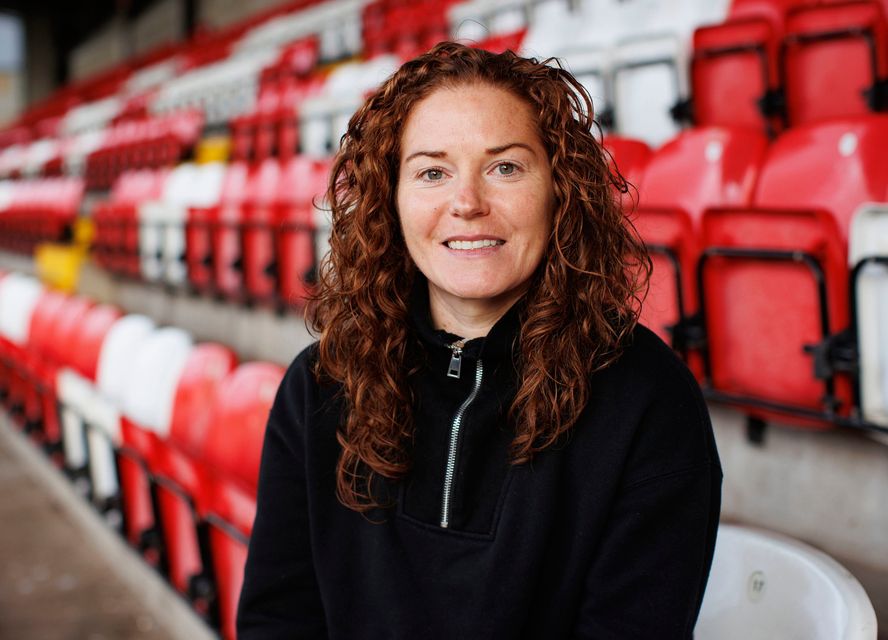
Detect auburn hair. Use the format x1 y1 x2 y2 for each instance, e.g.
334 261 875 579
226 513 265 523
309 42 650 512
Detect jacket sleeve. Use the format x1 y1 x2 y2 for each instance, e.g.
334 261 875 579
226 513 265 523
237 359 328 639
573 360 723 639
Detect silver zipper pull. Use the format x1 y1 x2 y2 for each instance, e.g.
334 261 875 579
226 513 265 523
447 340 465 378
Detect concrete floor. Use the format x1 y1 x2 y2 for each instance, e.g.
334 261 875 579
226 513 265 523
0 416 215 640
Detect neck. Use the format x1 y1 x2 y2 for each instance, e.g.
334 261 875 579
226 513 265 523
428 286 523 340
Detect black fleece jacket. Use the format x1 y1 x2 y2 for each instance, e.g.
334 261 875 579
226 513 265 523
237 300 722 639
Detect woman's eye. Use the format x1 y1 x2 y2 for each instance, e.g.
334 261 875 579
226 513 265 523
496 162 517 176
423 169 444 181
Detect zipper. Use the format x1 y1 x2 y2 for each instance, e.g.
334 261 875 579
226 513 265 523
447 339 466 379
440 357 484 528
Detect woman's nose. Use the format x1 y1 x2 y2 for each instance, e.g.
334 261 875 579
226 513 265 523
449 177 488 219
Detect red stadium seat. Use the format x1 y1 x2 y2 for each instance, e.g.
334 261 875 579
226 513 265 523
187 162 249 296
242 158 284 305
699 115 888 428
689 0 858 132
196 362 284 640
783 1 888 125
274 155 330 307
636 127 768 357
21 290 68 448
602 135 653 198
150 343 237 620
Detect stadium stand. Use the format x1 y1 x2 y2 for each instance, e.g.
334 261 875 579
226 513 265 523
1 0 887 636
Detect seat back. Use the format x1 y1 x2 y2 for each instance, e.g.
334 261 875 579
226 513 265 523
242 158 284 303
636 126 767 343
199 361 284 640
275 156 330 306
695 524 877 640
0 274 44 347
96 314 156 412
187 162 249 292
849 203 888 427
155 342 238 597
783 1 888 126
68 304 123 382
121 327 194 436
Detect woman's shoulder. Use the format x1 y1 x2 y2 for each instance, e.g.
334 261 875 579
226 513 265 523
600 322 700 398
583 322 720 482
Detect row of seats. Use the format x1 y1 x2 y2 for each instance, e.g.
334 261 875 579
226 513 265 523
606 114 888 431
0 177 83 253
0 271 284 640
91 156 331 307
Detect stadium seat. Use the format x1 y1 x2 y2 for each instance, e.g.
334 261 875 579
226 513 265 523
196 361 284 640
55 303 122 501
20 290 68 447
85 314 156 517
699 115 888 428
118 327 193 566
241 157 283 304
783 1 888 126
187 162 250 294
150 343 238 621
46 296 96 479
274 155 330 307
848 203 888 428
0 275 45 424
138 163 226 286
602 135 652 202
635 126 768 354
695 524 877 639
688 0 810 133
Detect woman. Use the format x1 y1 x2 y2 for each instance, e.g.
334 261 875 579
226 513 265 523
238 42 721 639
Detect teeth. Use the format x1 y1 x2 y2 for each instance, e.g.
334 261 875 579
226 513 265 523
446 239 503 250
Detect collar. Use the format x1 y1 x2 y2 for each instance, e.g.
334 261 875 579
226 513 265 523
408 277 523 363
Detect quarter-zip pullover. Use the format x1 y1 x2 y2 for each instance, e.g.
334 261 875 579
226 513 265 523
238 297 722 639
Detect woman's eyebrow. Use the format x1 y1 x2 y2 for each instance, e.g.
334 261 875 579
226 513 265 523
403 150 447 164
486 142 535 156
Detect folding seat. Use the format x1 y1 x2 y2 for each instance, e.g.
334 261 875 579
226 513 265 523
86 314 156 520
118 327 193 566
274 156 331 307
689 0 810 133
783 1 888 126
196 361 285 640
55 303 122 498
210 161 254 301
187 162 250 294
143 163 226 286
699 115 888 428
0 274 44 421
42 296 96 481
20 290 69 451
635 127 768 354
695 524 877 639
149 343 237 619
849 204 888 428
241 158 283 305
139 164 198 282
602 135 652 204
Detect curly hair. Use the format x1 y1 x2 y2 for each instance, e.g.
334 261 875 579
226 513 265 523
309 42 651 512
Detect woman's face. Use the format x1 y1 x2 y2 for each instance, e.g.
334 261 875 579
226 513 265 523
396 83 555 319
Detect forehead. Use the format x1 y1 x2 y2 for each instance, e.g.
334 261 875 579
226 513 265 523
400 83 542 153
